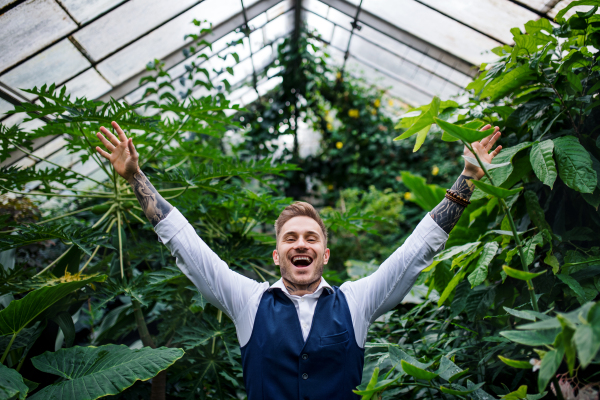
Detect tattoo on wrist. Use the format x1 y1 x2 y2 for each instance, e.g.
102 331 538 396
430 175 475 233
129 171 173 226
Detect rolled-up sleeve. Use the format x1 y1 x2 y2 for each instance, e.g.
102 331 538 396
340 213 448 347
154 208 266 324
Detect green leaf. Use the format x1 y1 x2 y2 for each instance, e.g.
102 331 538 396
468 242 499 287
0 276 106 338
555 0 600 21
448 369 470 383
434 261 453 295
437 356 463 381
500 328 560 346
556 274 588 303
574 307 600 368
524 191 552 233
400 171 446 211
394 97 440 141
507 98 553 127
440 382 485 395
471 180 523 199
503 265 545 281
503 307 550 321
433 118 495 143
523 232 545 267
0 363 29 400
481 65 536 101
538 347 564 392
400 359 438 381
52 311 75 348
502 385 528 400
553 136 597 193
567 72 583 92
530 140 557 189
29 345 184 400
413 126 430 152
438 266 468 307
498 355 533 369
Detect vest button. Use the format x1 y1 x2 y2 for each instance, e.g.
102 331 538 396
302 353 309 360
302 373 308 380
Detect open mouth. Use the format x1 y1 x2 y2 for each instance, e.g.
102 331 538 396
291 255 313 267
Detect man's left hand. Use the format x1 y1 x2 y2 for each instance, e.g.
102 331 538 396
463 124 502 180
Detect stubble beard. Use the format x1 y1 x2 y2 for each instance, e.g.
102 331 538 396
279 256 324 288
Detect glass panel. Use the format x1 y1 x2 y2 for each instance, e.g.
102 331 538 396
330 26 351 50
305 11 334 42
0 0 77 73
512 0 552 12
0 39 90 100
253 45 274 71
327 7 354 30
97 0 243 86
267 0 293 20
58 0 125 24
0 0 18 8
0 97 14 117
243 0 262 7
248 12 268 30
417 0 539 44
229 58 254 86
257 76 283 96
346 57 432 106
250 29 265 51
240 89 259 106
62 68 113 99
304 0 329 18
356 24 410 61
73 0 200 62
263 10 295 43
359 0 501 65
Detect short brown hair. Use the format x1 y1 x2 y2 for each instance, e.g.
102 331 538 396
275 202 327 246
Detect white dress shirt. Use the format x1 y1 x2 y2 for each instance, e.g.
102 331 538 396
155 208 448 348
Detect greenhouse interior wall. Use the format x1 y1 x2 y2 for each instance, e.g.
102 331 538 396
1 0 600 399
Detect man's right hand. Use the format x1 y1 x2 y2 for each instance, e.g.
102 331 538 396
96 121 140 182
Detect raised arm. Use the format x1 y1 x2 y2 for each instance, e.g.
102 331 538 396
95 122 266 333
341 126 502 347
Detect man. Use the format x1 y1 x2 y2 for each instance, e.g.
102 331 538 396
96 120 502 399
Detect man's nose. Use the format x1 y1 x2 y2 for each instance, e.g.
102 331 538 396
294 237 308 249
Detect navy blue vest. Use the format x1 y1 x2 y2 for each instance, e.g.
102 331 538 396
240 286 365 400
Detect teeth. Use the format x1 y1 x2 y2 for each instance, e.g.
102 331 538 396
292 256 311 262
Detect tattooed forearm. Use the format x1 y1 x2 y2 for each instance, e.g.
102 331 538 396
128 170 173 227
430 174 476 233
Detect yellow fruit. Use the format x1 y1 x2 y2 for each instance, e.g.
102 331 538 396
432 166 440 176
336 141 343 149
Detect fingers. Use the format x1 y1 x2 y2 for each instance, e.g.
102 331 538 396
127 138 138 161
112 121 128 143
491 145 503 158
96 131 115 151
96 146 111 160
480 126 499 147
100 126 120 147
484 129 501 151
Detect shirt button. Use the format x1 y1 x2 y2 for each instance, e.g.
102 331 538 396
302 353 309 360
302 373 308 380
300 298 305 302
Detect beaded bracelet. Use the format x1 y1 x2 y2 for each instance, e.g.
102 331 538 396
445 189 471 207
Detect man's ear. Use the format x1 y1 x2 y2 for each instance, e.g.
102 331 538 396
273 249 280 265
323 248 330 265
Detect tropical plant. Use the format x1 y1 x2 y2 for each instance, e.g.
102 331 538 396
377 2 600 398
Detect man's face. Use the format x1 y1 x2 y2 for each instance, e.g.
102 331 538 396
273 216 330 286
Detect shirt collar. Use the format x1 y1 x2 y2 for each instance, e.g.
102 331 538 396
269 277 333 296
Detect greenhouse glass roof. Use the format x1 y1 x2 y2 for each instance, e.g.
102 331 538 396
0 0 592 170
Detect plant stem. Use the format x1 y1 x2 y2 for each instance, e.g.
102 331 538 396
140 115 191 168
551 377 565 400
1 186 111 199
464 141 539 312
79 244 100 273
0 334 16 364
126 209 147 225
117 211 124 278
11 143 110 188
34 245 73 276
